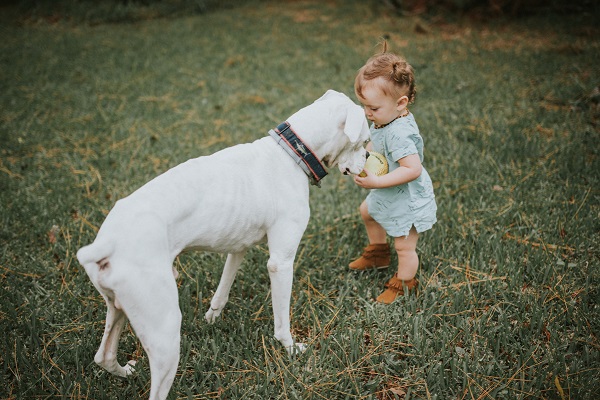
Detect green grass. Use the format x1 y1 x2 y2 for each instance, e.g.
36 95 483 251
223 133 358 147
1 1 599 399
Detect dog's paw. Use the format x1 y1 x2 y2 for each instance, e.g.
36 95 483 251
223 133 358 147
204 307 222 323
97 357 137 378
123 360 136 376
286 342 307 356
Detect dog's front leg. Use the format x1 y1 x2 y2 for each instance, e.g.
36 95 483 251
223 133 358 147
267 254 307 354
205 250 246 323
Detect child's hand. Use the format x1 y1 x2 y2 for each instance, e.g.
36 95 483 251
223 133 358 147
355 154 423 189
353 169 380 189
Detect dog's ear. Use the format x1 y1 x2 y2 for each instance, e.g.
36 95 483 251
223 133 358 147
344 103 368 143
315 89 345 103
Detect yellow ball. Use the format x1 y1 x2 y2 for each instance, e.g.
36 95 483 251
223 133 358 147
358 151 388 177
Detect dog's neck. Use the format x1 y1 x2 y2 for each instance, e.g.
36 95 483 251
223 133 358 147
268 122 328 187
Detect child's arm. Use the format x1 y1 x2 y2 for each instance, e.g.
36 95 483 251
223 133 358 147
354 153 422 189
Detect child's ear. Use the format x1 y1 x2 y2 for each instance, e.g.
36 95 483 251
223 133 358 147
396 95 409 110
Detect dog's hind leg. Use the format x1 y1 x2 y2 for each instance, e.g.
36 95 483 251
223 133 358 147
121 271 182 400
94 295 136 377
205 250 246 323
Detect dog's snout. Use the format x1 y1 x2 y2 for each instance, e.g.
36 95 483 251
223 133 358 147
365 151 370 159
344 168 350 175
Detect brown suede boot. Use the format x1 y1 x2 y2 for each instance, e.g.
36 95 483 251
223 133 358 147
376 276 418 304
348 243 390 271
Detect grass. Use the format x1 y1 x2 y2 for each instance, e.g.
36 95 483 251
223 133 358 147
1 1 599 399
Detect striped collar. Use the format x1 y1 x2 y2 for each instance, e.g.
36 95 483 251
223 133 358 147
268 122 328 187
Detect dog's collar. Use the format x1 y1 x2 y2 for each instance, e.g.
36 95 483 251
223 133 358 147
268 122 328 187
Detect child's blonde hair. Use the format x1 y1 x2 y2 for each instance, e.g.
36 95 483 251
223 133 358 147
355 41 416 104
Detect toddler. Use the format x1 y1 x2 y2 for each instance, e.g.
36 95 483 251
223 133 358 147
351 45 437 304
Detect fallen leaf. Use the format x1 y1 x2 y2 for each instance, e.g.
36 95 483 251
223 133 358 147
390 386 406 396
47 225 59 244
247 95 267 104
555 375 565 400
536 124 554 137
559 228 566 238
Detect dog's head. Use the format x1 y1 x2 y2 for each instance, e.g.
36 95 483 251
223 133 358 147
287 90 370 176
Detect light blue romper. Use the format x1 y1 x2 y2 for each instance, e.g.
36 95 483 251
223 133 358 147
366 114 437 237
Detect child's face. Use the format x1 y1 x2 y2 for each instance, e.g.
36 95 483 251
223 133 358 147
357 80 406 127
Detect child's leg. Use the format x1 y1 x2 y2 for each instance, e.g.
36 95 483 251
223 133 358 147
359 200 386 244
394 227 419 280
376 227 420 303
349 201 390 271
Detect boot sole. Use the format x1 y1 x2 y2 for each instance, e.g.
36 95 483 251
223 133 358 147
349 265 390 271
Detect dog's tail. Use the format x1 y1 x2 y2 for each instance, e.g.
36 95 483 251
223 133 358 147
77 241 113 267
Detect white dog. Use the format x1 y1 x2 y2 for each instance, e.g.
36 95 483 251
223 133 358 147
77 90 370 400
